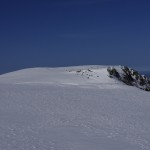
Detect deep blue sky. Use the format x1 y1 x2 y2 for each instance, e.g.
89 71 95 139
0 0 150 74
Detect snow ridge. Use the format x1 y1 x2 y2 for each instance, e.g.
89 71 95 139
0 65 150 150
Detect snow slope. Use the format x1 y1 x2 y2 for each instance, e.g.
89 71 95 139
0 66 150 150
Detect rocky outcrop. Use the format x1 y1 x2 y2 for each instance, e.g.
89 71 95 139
107 66 150 91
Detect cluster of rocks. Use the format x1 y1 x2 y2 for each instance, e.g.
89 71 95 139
107 66 150 91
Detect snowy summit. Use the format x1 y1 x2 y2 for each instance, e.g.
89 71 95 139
0 65 150 150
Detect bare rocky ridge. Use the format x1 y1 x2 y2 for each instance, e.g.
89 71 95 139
107 66 150 91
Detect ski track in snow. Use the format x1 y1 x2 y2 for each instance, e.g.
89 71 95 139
0 66 150 150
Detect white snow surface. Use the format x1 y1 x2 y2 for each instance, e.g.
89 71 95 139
0 65 150 150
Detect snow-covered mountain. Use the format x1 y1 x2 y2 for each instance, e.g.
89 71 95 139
0 66 150 150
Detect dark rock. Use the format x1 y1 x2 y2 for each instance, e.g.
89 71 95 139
107 67 121 79
76 70 81 73
88 69 93 72
107 66 150 91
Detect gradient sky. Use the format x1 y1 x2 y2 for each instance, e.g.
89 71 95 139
0 0 150 74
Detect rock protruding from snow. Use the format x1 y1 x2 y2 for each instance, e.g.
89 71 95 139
107 66 150 91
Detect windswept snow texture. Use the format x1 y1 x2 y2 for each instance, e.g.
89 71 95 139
0 66 150 150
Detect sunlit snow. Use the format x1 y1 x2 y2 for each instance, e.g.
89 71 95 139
0 66 150 150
